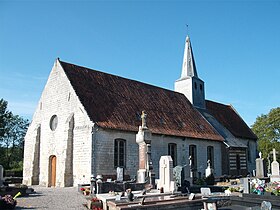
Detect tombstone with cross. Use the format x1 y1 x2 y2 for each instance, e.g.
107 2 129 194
270 148 280 182
157 156 175 192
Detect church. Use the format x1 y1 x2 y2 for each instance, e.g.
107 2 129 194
23 36 257 187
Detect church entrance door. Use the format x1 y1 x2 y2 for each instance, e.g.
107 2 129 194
49 155 56 187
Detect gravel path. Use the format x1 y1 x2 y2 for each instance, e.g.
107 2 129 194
15 186 88 210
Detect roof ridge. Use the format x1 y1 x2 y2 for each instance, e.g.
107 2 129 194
59 59 184 97
205 99 231 107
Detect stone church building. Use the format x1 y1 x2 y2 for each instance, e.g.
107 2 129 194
23 36 257 187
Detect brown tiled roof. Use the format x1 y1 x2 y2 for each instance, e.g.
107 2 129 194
60 60 223 141
205 100 257 140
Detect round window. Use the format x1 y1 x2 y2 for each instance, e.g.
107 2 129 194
50 115 58 131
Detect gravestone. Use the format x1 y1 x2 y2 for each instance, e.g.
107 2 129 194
200 187 211 196
136 111 155 185
0 165 3 186
116 167 123 182
256 152 264 178
173 165 182 187
157 156 175 192
240 177 250 194
270 148 280 182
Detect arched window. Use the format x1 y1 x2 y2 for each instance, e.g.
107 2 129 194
114 139 126 168
207 146 214 168
168 143 177 166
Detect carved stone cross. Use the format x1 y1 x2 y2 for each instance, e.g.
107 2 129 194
207 159 211 168
273 149 277 161
269 148 279 161
189 155 192 167
141 110 147 128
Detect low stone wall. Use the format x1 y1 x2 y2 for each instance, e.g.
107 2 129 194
0 186 33 197
230 193 280 209
107 197 205 210
189 185 226 193
97 182 146 194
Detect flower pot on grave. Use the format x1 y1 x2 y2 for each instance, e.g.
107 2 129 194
127 192 134 201
0 197 16 209
87 199 102 209
84 190 90 196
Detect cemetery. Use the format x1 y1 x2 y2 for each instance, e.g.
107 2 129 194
77 115 280 210
0 165 33 209
1 113 280 209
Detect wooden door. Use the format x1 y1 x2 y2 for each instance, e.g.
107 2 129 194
50 156 56 187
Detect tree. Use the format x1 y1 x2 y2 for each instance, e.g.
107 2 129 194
0 99 12 138
252 107 280 162
0 98 29 170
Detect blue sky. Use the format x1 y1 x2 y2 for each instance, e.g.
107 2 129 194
0 0 279 127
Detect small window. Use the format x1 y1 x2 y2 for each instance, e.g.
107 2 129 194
168 143 177 166
207 146 214 168
114 139 126 168
49 115 58 131
194 82 197 89
200 84 203 91
189 145 197 170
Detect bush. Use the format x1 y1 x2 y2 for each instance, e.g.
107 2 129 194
4 170 23 177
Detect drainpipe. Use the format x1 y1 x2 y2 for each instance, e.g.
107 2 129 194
91 124 98 178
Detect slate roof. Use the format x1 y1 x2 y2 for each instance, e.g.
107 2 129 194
205 100 257 140
60 60 223 141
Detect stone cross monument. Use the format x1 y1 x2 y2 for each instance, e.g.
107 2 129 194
205 160 214 178
136 111 155 185
270 148 280 182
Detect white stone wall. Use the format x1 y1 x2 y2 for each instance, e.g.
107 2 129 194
23 60 93 187
174 78 193 103
174 77 205 109
92 128 223 180
93 129 139 179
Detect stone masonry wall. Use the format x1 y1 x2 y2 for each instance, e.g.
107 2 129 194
93 128 222 181
23 60 93 187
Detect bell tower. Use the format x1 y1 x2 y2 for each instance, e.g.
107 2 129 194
174 36 205 109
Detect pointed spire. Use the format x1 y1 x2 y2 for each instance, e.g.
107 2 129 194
180 36 198 79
